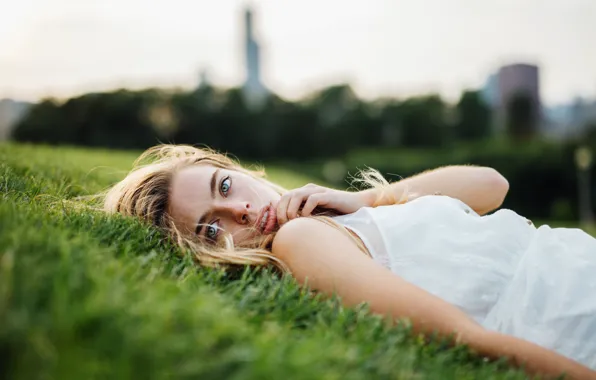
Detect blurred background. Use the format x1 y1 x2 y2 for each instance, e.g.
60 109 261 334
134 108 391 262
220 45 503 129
2 0 596 226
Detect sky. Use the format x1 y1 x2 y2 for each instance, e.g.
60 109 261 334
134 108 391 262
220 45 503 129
1 0 595 106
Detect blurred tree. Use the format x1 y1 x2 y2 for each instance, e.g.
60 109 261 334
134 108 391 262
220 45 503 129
83 90 157 149
310 84 358 156
375 101 403 147
454 90 492 141
582 122 596 147
12 99 64 143
171 86 222 150
213 88 257 158
308 84 358 127
345 103 382 148
400 95 448 148
268 100 320 160
11 85 483 161
505 91 538 141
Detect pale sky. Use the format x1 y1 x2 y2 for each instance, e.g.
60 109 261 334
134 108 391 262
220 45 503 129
1 0 595 105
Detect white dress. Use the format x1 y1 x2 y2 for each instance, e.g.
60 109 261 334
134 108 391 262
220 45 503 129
332 195 596 369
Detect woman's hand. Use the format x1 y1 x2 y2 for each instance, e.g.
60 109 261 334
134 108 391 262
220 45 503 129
275 184 371 225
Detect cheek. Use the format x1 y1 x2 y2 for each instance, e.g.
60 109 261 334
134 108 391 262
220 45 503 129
231 174 280 205
252 181 280 200
235 178 264 199
224 222 257 242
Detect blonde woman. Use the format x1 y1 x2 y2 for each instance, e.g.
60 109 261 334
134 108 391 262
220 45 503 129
104 144 596 379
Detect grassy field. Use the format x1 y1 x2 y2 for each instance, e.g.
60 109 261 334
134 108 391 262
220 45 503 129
1 143 542 379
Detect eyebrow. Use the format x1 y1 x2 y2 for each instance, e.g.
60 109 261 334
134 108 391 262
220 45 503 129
195 169 220 236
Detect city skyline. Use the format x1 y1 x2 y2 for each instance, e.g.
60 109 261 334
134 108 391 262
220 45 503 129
241 7 268 109
1 0 595 105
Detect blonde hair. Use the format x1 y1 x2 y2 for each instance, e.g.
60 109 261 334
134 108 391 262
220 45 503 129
102 144 405 272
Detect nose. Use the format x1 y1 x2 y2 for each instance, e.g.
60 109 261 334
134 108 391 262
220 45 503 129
218 201 251 224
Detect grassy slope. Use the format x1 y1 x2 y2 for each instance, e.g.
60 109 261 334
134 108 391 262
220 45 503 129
0 143 528 380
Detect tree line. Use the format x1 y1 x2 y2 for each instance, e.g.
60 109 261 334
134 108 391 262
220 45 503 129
12 83 540 160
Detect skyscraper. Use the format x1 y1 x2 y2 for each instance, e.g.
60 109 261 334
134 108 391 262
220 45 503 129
496 63 542 132
242 7 268 109
497 64 540 111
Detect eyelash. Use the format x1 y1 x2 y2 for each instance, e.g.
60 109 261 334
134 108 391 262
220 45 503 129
220 176 231 197
205 175 232 242
205 221 220 242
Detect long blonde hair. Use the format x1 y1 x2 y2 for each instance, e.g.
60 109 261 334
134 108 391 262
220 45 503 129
103 144 403 272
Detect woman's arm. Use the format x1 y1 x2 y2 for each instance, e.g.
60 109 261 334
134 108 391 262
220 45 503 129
361 165 509 215
275 165 508 224
272 218 596 380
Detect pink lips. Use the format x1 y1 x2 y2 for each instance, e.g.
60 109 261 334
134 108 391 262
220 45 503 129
263 204 277 234
256 203 277 235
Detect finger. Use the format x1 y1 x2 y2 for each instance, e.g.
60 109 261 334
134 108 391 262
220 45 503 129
278 186 323 224
286 187 323 220
276 193 293 225
286 193 306 221
301 193 325 217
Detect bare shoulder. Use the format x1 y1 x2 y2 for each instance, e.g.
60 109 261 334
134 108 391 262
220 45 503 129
272 217 351 259
271 216 370 288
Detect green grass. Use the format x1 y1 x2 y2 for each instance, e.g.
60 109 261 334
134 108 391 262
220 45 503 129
0 142 531 379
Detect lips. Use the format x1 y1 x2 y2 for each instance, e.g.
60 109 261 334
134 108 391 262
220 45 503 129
256 203 277 235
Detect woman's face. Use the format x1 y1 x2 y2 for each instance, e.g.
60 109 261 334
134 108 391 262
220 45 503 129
168 164 282 245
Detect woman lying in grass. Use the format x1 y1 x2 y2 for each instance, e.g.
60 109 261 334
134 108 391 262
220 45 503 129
103 144 596 379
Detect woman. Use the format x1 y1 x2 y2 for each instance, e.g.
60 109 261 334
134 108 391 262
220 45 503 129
104 144 596 379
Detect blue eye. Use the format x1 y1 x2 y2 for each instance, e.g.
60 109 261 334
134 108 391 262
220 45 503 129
206 221 220 241
220 177 231 196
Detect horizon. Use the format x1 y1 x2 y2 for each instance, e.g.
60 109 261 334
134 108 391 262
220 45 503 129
1 0 595 106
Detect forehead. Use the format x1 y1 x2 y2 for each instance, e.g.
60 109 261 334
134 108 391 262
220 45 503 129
168 165 216 232
171 165 215 196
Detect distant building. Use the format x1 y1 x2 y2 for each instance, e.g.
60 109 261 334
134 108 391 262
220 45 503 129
197 67 211 90
496 63 542 132
481 72 500 109
0 99 32 141
480 72 500 134
544 98 596 140
242 7 268 109
481 64 596 140
573 99 596 132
